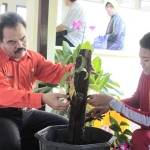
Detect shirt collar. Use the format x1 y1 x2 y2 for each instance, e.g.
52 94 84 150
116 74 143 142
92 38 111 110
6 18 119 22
26 50 32 59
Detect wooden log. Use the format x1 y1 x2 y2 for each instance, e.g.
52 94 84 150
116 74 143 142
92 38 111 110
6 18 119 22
68 49 92 144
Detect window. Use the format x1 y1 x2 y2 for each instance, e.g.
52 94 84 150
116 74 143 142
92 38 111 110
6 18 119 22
58 0 150 52
16 5 27 21
0 3 7 14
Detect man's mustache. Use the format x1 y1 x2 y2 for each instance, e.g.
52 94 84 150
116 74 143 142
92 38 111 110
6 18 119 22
15 48 26 54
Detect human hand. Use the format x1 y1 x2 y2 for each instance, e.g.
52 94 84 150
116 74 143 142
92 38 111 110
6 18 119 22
87 93 113 107
42 92 69 110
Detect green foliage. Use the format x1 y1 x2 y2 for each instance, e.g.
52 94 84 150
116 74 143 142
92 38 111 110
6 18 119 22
55 41 93 64
55 41 80 65
109 116 132 145
55 42 122 97
79 41 93 52
34 41 126 146
33 82 57 93
35 41 129 147
89 56 122 98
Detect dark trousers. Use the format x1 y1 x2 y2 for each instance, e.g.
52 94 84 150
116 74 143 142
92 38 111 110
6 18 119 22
0 108 68 150
56 31 74 47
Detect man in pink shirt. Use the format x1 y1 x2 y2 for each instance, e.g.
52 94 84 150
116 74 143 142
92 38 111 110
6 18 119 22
88 32 150 150
0 12 72 150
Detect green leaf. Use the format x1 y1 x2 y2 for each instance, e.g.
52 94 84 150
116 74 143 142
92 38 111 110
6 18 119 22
56 49 63 55
62 41 72 55
89 83 100 92
80 41 93 51
72 45 80 62
117 134 128 144
105 83 123 96
34 86 53 93
120 121 129 127
110 124 122 132
55 49 66 64
110 116 119 126
89 75 97 85
97 74 111 90
92 57 102 73
123 129 132 136
60 72 71 87
109 79 120 87
64 55 73 64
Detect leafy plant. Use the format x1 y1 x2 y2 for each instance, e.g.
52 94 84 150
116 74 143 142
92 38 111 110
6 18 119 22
34 41 128 146
89 56 122 99
109 115 132 148
55 41 80 65
34 41 93 94
55 41 93 65
55 41 122 98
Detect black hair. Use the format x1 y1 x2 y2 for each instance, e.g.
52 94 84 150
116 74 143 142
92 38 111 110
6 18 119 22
105 2 114 8
140 32 150 49
0 12 26 42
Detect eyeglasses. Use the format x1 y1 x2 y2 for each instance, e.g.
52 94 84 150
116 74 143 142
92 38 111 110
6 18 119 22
3 36 26 47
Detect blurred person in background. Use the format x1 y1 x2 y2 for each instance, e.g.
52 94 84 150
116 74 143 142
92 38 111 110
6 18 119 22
56 0 86 47
94 0 126 50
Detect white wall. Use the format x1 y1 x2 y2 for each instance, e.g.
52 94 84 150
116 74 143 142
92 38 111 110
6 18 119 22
26 0 39 51
0 0 26 12
93 50 142 98
47 0 58 60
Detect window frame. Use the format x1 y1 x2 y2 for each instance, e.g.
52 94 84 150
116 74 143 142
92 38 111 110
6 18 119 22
16 5 27 21
0 3 8 14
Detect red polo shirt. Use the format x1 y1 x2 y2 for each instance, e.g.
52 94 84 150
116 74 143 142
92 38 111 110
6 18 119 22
0 48 72 109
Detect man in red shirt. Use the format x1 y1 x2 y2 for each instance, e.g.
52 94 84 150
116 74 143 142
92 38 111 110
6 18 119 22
88 32 150 150
0 12 72 150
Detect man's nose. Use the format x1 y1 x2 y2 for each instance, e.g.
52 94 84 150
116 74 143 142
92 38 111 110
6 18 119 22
16 40 23 48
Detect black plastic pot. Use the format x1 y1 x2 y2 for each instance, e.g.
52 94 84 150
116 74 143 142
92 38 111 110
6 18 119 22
35 125 116 150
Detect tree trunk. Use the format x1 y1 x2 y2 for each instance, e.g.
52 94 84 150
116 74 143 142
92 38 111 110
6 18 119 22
68 49 92 144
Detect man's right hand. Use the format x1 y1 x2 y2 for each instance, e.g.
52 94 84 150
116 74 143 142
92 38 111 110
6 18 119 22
42 92 69 111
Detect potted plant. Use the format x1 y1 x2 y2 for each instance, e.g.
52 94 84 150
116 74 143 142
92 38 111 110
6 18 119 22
35 41 117 150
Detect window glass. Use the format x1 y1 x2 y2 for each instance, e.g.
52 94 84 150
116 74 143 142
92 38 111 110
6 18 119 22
16 5 27 21
0 3 7 14
78 0 150 52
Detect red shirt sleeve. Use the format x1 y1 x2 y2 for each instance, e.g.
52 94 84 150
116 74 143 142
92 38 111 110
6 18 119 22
34 52 73 84
0 71 43 108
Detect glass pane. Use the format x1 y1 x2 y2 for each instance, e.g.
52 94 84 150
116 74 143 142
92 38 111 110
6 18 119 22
0 3 7 14
16 5 27 21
